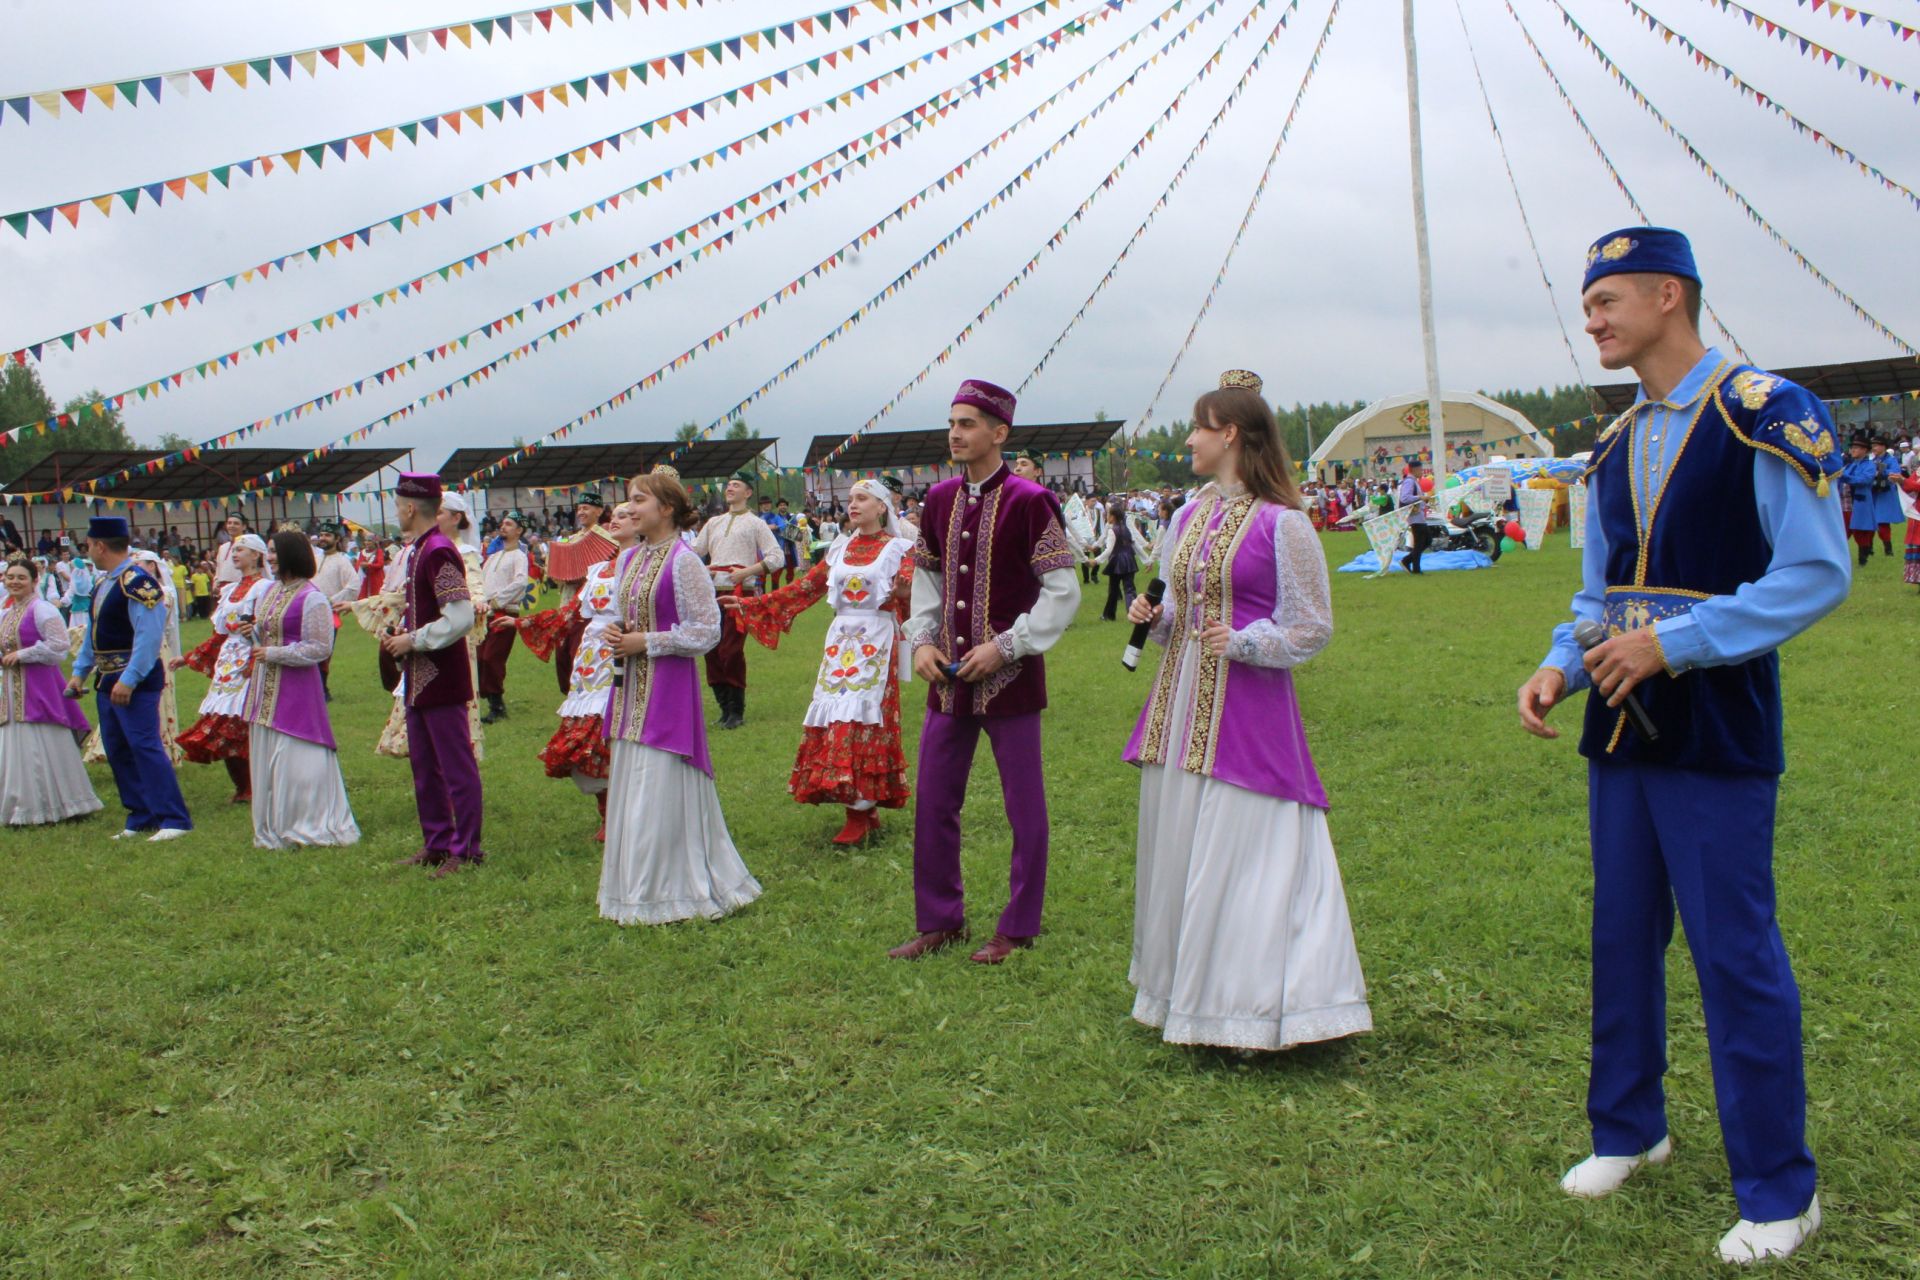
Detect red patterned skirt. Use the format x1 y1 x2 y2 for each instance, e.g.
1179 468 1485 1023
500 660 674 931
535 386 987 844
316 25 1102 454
540 714 610 781
789 675 910 809
178 712 249 763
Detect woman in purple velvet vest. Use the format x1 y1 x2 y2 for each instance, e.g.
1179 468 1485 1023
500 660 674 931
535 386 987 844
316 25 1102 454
241 533 359 849
0 556 103 825
598 470 761 925
1123 373 1370 1052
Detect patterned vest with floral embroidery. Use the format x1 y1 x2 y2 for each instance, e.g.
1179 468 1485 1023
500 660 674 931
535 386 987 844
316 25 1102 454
403 529 473 708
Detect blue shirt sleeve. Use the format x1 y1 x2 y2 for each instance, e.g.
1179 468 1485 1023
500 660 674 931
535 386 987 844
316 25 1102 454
1540 472 1607 693
1653 452 1851 671
123 589 165 686
73 600 95 679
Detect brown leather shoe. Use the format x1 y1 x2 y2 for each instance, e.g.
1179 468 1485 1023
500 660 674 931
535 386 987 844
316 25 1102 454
968 933 1035 965
886 926 969 960
394 847 447 868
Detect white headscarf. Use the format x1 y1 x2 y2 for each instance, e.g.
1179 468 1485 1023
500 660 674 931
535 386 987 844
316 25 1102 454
850 478 907 541
232 532 269 559
440 490 480 551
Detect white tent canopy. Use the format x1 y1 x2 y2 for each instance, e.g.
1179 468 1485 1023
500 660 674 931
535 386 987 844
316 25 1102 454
1308 391 1551 480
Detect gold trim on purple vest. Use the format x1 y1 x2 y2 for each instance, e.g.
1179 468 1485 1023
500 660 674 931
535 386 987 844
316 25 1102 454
1182 494 1259 776
611 543 673 744
0 601 25 725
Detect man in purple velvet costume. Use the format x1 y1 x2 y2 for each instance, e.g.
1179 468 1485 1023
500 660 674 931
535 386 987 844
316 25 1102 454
889 379 1081 966
380 473 485 876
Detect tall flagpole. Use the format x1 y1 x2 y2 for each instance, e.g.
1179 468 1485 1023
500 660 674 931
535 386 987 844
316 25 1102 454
1402 0 1448 485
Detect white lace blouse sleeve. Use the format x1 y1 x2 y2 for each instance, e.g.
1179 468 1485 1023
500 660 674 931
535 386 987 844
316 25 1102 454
1224 507 1333 669
263 591 336 667
648 551 722 657
1147 508 1185 647
16 599 70 663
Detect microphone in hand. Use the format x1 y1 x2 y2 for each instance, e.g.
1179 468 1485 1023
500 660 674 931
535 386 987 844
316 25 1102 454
1573 619 1659 743
1122 578 1167 672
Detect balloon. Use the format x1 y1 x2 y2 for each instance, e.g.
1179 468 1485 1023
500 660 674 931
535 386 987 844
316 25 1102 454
1500 537 1518 554
1444 474 1463 488
1418 475 1435 493
1504 521 1525 543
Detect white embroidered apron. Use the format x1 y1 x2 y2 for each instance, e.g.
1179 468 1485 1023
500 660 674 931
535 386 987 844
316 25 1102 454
803 537 910 729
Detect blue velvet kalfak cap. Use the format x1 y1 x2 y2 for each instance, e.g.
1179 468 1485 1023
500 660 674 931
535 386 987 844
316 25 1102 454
1582 226 1700 292
88 515 130 540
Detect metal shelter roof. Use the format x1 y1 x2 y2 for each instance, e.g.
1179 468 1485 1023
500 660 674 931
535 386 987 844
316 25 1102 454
1592 355 1920 413
255 447 411 495
438 439 773 489
803 421 1123 471
2 450 165 494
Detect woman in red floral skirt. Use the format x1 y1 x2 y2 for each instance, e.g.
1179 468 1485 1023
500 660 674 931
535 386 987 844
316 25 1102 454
506 500 637 840
730 479 914 845
173 533 270 802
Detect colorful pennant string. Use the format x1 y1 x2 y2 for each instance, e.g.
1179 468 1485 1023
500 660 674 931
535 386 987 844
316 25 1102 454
1498 0 1752 359
1666 0 1917 102
10 0 1149 494
1129 0 1342 442
687 0 1295 475
1510 0 1917 356
5 0 1111 415
1704 0 1918 46
1 0 1044 240
1014 0 1330 397
1451 0 1601 411
467 0 1262 487
7 0 1077 367
0 0 744 125
225 0 1142 498
1544 0 1920 215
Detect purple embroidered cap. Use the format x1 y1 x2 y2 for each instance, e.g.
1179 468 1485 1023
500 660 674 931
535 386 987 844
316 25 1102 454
951 379 1017 427
396 472 443 501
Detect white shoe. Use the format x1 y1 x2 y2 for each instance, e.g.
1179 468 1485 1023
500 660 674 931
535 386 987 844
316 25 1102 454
1559 1135 1672 1199
1717 1194 1820 1265
111 828 145 840
146 827 188 843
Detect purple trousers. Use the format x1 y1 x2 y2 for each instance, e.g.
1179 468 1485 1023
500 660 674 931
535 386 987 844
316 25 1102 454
912 709 1048 938
406 703 484 862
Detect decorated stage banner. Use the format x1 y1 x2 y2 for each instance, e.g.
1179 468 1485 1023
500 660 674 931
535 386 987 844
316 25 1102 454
1517 487 1555 549
1361 506 1410 578
1568 481 1588 550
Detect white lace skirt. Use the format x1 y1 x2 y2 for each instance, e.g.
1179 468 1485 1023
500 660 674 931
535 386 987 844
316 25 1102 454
0 719 103 826
1129 637 1369 1050
599 739 761 926
248 724 360 849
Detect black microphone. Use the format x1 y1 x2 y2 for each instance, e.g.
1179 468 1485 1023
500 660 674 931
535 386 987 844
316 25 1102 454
1573 619 1659 744
1122 578 1167 671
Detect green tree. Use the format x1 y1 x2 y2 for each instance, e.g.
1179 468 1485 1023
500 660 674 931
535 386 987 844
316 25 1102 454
675 421 700 442
156 432 195 452
0 371 137 486
725 418 752 441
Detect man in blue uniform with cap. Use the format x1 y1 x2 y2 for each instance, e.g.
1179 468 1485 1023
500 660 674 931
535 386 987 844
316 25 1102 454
1516 228 1848 1265
68 515 192 842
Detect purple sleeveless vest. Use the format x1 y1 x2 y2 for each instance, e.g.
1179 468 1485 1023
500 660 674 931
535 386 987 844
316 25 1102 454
242 582 337 750
3 602 90 733
1124 495 1329 810
603 538 714 777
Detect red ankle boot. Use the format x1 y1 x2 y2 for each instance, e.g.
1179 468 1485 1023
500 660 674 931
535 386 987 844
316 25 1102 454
595 793 608 842
832 807 869 845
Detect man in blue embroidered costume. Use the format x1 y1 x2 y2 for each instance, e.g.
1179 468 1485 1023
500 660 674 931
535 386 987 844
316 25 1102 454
68 516 192 842
1516 228 1848 1265
889 379 1081 966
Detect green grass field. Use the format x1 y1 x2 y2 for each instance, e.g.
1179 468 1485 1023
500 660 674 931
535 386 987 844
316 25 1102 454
2 533 1914 1278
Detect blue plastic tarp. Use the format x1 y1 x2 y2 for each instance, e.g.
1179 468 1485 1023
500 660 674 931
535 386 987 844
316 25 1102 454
1336 549 1495 574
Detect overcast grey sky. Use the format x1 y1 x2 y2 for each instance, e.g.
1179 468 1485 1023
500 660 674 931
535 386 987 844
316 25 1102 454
2 0 1915 491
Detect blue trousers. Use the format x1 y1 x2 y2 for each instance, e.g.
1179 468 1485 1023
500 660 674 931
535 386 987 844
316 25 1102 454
97 682 191 833
1587 761 1814 1221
